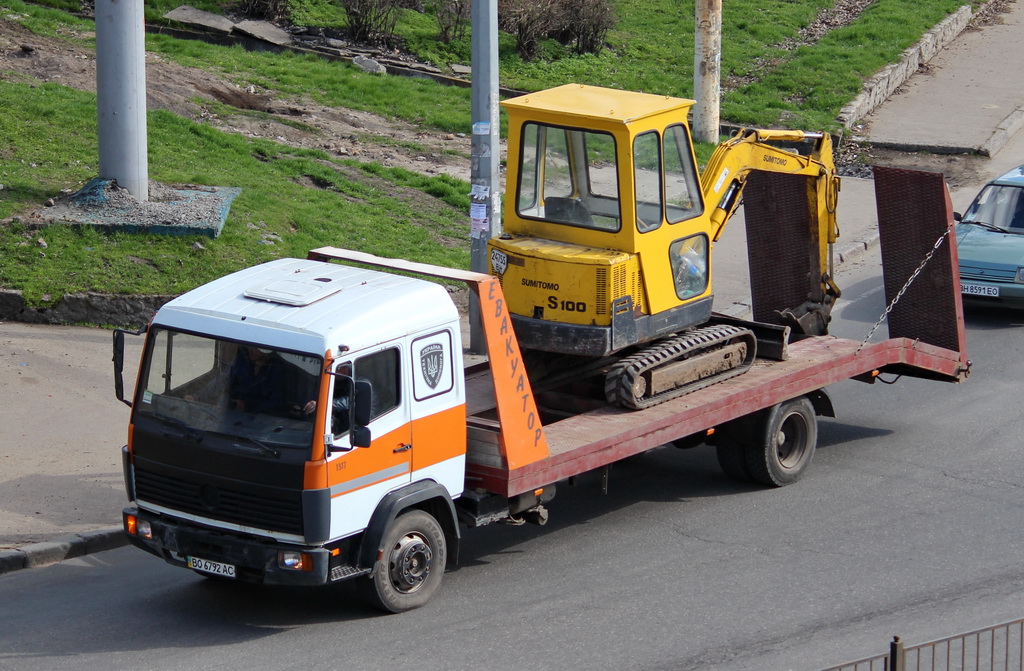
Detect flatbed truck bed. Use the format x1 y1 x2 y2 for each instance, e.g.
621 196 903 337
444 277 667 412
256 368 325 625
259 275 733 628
464 331 966 498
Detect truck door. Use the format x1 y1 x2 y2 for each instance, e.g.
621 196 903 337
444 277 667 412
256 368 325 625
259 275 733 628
408 328 465 495
325 344 412 539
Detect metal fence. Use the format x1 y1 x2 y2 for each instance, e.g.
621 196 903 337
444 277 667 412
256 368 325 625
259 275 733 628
824 618 1024 671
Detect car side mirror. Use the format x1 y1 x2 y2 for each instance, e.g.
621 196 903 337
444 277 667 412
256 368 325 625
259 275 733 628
954 211 962 222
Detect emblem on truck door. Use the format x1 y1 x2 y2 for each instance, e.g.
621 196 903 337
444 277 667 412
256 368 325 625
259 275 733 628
420 343 444 389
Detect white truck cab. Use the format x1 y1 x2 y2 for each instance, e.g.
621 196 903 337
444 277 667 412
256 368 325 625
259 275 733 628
118 256 469 611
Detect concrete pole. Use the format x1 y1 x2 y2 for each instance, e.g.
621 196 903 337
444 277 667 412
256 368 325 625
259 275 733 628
468 0 501 354
693 0 722 144
95 0 149 201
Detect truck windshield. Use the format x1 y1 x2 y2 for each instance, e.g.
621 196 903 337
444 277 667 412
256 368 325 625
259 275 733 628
134 328 321 451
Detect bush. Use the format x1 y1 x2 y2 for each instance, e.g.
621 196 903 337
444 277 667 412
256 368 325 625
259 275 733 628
238 0 289 21
498 0 615 61
340 0 400 44
551 0 614 55
435 0 470 43
498 0 557 61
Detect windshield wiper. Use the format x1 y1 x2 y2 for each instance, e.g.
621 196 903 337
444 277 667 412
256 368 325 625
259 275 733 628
150 413 203 443
228 434 280 459
964 220 1020 234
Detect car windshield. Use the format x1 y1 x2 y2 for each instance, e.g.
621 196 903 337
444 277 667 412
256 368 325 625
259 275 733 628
961 184 1024 231
134 328 322 451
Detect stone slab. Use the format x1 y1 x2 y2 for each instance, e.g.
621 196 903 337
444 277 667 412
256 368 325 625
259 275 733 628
234 20 293 46
164 5 235 35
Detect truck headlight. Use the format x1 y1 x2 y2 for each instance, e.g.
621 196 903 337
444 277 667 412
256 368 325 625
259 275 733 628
125 515 152 539
1015 267 1024 283
278 550 312 571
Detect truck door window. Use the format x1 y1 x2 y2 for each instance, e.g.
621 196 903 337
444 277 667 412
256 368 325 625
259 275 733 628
333 348 401 438
517 122 620 231
669 234 709 299
664 124 703 224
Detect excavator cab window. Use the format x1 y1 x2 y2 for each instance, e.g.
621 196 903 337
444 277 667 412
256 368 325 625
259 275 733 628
634 125 703 233
669 234 709 299
517 122 620 231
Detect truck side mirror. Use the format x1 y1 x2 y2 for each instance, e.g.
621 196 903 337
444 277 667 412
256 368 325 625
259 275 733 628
353 379 373 427
350 380 373 447
351 426 372 448
112 326 146 408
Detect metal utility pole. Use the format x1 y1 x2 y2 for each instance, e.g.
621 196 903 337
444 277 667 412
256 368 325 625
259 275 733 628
95 0 149 201
693 0 722 144
468 0 501 354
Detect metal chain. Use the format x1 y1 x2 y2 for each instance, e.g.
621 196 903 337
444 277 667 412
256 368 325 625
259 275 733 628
857 224 954 352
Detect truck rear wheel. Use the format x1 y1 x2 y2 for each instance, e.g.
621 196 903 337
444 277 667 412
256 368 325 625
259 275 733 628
714 441 751 482
715 396 817 486
747 397 817 486
359 509 446 613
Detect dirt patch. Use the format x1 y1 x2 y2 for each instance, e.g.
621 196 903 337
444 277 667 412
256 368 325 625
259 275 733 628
0 18 476 183
832 134 993 186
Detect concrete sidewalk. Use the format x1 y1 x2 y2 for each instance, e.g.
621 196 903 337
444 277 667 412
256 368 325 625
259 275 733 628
862 0 1024 157
3 2 1024 575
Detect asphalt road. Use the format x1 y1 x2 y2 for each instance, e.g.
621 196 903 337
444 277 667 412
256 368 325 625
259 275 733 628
1 250 1022 671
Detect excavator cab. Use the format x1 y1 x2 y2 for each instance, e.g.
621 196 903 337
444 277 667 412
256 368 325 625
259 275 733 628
490 84 712 357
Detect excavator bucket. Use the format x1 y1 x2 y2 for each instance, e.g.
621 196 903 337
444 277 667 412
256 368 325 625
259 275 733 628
873 166 968 376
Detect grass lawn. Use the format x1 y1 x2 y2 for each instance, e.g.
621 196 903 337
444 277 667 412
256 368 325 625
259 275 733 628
0 80 469 305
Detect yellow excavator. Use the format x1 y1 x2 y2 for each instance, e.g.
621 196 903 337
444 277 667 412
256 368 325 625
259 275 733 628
487 84 842 409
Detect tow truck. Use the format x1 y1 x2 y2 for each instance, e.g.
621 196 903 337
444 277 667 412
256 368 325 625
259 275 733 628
113 86 968 612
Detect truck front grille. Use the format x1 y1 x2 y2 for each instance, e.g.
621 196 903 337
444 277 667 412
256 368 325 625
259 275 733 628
134 467 304 536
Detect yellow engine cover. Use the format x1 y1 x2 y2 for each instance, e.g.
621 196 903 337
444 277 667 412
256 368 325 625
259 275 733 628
488 235 644 327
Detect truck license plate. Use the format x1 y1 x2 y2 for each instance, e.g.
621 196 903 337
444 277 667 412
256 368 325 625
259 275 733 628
961 282 999 297
187 556 236 578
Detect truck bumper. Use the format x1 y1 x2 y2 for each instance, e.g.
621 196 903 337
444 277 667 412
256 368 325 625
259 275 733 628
122 507 365 586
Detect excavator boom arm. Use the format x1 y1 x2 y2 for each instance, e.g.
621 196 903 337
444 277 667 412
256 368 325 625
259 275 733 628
702 129 840 243
700 128 842 335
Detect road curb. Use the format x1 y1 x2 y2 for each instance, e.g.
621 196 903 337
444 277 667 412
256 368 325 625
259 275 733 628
0 526 126 576
836 232 881 265
979 105 1024 158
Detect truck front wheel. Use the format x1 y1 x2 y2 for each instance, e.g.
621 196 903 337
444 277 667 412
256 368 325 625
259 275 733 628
359 509 447 613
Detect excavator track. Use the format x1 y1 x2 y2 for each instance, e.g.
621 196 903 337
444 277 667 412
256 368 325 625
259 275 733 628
604 324 757 410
